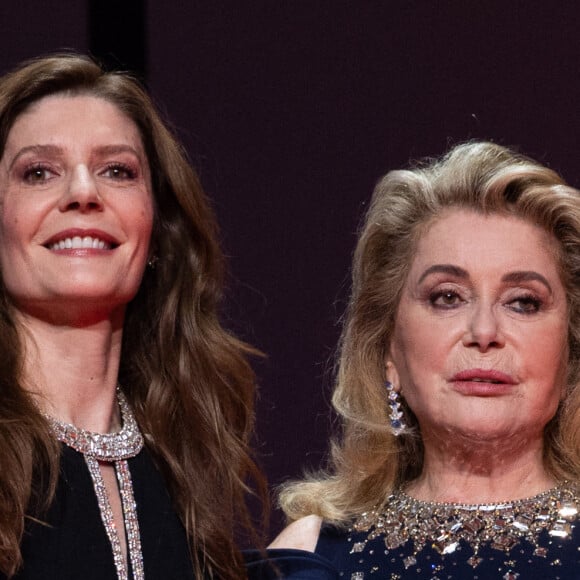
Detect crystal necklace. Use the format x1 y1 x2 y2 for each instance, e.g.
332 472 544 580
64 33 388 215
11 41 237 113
44 390 145 580
351 482 579 571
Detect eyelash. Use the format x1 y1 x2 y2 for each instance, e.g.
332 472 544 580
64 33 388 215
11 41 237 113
22 163 54 183
507 293 543 314
428 289 544 315
20 162 137 183
101 163 137 180
429 289 464 309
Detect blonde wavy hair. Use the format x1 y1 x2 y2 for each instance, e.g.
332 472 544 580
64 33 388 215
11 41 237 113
279 141 580 524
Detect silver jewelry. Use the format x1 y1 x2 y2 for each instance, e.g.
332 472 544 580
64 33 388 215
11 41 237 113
45 390 145 580
46 390 143 460
386 381 406 436
351 482 579 573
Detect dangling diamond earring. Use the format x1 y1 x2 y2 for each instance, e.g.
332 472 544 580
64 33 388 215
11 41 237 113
386 381 407 436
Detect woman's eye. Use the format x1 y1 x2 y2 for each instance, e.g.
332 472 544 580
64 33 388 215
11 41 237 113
23 165 53 183
102 164 136 180
507 295 542 314
429 290 463 309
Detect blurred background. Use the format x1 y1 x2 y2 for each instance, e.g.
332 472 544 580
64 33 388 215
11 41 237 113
2 0 580 532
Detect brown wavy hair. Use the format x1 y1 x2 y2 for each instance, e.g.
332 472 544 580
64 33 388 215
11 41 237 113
0 53 265 578
280 141 580 524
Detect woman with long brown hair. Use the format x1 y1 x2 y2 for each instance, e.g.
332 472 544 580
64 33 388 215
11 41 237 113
0 53 263 579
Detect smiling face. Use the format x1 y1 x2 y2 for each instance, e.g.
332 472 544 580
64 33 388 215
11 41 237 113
0 94 154 322
388 209 568 442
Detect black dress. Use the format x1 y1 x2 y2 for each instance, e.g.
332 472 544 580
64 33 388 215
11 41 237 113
7 445 195 579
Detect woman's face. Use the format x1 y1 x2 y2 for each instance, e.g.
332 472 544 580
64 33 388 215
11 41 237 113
0 94 154 321
388 209 568 441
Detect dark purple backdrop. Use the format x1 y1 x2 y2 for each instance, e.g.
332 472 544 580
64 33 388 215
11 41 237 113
2 1 580 532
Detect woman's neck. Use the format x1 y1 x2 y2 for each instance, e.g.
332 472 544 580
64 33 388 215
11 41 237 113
17 309 124 433
406 430 556 503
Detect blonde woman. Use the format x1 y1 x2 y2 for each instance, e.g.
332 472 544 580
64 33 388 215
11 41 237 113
264 142 580 579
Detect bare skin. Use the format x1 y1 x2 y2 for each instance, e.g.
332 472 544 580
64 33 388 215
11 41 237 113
268 515 322 551
398 424 555 503
19 312 129 563
0 94 155 567
272 211 568 549
386 211 566 503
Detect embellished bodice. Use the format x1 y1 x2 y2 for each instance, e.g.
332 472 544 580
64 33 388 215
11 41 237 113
9 445 196 580
9 393 196 579
44 391 145 579
315 483 580 579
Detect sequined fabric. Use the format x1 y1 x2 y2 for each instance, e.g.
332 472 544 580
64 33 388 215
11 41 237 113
315 483 580 580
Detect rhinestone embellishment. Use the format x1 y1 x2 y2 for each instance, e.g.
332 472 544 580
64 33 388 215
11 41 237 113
46 390 145 580
353 483 578 572
45 391 144 461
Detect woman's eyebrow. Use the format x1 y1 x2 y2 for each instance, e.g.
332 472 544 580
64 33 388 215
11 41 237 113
502 271 552 292
8 144 63 170
418 264 469 284
6 143 147 177
92 144 142 158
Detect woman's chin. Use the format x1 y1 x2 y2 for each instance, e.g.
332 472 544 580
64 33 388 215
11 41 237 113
13 294 131 324
425 416 539 445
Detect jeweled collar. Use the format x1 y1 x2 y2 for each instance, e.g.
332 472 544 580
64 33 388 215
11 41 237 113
44 390 144 461
351 482 579 570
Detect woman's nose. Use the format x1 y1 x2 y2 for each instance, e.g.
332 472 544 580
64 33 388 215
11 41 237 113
58 165 103 212
462 303 505 352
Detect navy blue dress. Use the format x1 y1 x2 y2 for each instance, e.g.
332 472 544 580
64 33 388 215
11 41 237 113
244 548 338 580
246 516 580 579
315 522 580 579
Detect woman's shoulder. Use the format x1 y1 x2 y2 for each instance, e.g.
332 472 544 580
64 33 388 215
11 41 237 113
243 516 341 579
268 515 323 552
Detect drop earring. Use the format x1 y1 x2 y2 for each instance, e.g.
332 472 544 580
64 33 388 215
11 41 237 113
386 381 407 436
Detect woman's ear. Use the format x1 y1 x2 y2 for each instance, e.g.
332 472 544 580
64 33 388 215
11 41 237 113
384 359 402 393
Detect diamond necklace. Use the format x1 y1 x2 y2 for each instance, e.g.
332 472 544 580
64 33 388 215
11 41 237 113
352 482 579 571
44 390 145 580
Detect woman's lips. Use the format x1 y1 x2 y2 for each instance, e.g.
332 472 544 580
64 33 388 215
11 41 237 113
43 229 119 253
450 369 517 396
